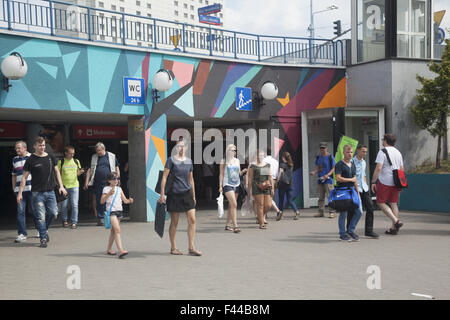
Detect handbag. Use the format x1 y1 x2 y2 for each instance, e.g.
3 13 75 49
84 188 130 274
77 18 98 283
328 186 360 212
154 202 167 238
104 188 119 229
381 149 408 189
257 180 272 191
155 170 174 195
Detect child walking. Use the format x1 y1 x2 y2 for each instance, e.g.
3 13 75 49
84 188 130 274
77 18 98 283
101 172 133 259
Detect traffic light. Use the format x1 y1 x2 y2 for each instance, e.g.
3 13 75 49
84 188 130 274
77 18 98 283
333 20 341 36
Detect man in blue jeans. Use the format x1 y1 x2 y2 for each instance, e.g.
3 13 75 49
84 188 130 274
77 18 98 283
17 137 67 248
84 142 120 226
334 144 362 242
12 140 38 243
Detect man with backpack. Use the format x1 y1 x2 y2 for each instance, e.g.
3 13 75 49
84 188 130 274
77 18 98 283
371 134 405 235
58 146 84 229
310 142 336 218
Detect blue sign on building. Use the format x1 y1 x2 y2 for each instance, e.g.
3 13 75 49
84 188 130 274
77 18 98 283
235 87 252 111
123 77 145 105
199 14 221 25
198 4 222 15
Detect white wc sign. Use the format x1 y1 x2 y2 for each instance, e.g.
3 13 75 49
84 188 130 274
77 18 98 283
123 77 145 105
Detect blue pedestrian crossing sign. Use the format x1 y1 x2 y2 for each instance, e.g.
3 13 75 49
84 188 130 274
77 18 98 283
236 87 252 111
123 77 145 105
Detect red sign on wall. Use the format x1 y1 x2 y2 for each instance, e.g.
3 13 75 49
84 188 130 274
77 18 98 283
0 122 26 138
73 125 128 139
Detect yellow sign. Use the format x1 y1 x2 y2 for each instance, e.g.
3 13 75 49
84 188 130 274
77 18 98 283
434 10 446 26
170 34 181 47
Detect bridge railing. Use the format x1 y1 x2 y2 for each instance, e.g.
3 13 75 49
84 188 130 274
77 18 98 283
0 0 344 66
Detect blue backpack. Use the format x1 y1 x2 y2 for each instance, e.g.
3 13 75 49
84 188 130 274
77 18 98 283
328 186 360 212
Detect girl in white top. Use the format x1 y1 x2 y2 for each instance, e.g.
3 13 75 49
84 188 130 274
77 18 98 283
219 144 247 233
101 172 134 259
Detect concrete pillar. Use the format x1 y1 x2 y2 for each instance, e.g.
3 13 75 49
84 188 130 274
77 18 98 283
128 116 147 222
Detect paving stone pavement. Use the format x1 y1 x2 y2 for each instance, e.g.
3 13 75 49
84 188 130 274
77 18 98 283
0 208 449 300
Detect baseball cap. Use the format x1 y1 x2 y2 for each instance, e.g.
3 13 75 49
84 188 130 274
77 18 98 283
319 142 327 148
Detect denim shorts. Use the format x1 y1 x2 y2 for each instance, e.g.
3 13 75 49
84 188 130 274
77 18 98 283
110 211 123 218
223 185 239 194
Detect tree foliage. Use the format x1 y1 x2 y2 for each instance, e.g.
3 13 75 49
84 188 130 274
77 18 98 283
411 39 450 167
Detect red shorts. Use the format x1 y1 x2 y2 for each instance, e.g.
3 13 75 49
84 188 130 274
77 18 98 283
376 182 400 203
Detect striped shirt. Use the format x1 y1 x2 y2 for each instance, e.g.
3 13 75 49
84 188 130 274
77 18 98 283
12 152 32 193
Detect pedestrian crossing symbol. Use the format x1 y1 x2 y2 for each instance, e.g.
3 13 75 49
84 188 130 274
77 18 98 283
235 87 252 111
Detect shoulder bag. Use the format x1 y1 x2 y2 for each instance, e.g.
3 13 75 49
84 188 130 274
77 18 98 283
381 149 408 189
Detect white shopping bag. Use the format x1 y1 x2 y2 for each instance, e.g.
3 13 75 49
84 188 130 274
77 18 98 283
217 192 224 218
241 196 253 216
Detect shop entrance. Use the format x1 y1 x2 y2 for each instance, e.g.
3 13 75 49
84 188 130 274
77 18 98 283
166 118 271 210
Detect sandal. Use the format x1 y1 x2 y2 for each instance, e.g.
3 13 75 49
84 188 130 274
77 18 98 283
170 248 183 255
276 211 283 221
385 228 398 235
118 251 128 259
225 225 233 231
106 250 116 255
188 249 202 256
259 225 267 230
233 227 241 233
294 211 300 220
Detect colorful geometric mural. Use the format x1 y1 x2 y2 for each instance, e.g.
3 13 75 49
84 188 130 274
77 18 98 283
0 33 346 222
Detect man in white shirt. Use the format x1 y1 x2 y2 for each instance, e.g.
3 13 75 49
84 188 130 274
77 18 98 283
263 148 282 219
348 145 378 238
371 134 404 235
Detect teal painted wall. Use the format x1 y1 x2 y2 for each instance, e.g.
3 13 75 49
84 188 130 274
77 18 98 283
399 174 450 213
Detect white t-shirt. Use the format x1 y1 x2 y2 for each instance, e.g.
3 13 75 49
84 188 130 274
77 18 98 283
375 146 404 186
102 186 123 212
263 156 279 179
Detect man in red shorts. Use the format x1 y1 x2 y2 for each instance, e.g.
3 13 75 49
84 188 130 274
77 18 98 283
371 134 404 235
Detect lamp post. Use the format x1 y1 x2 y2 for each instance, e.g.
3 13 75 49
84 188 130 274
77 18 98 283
152 69 174 103
308 3 338 40
1 52 28 92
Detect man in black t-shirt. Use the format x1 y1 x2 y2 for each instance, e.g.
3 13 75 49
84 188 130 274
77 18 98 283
17 137 67 248
334 145 362 242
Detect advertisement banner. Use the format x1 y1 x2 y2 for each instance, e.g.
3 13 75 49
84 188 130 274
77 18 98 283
333 135 359 185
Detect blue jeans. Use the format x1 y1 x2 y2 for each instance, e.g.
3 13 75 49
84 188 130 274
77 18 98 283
338 207 362 237
60 187 79 223
16 191 36 236
32 191 58 240
277 186 298 212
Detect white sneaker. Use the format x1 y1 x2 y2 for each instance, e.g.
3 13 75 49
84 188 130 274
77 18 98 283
15 234 27 243
35 232 40 238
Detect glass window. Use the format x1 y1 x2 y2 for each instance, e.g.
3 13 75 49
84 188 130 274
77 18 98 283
120 7 124 12
357 0 386 63
174 11 178 16
136 1 141 6
184 13 188 18
174 1 178 6
99 2 104 8
397 0 429 58
136 11 141 16
184 3 187 8
111 5 116 10
147 3 151 9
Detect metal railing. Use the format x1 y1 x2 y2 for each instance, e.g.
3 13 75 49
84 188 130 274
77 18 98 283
0 0 345 66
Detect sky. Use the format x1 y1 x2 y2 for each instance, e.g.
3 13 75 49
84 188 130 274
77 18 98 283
223 0 450 40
